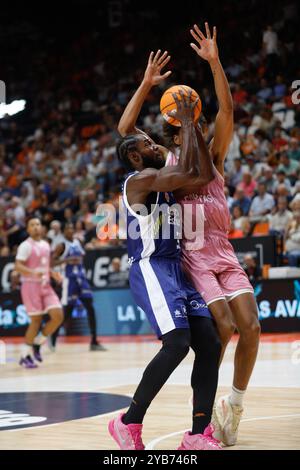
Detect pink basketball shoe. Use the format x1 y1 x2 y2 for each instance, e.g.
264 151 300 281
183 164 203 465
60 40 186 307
108 413 145 450
177 424 222 450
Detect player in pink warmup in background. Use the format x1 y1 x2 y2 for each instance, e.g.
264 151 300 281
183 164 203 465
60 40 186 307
15 217 63 368
164 23 260 446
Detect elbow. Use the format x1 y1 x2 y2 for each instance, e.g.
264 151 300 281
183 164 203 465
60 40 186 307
117 124 126 137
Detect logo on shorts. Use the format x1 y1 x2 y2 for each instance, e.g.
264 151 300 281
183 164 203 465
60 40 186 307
190 300 207 310
174 306 187 318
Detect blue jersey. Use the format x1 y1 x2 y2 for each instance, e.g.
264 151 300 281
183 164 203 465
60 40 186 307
60 238 92 305
123 172 181 263
61 238 86 279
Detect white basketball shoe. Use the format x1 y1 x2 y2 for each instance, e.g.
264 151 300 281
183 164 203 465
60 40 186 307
212 395 243 446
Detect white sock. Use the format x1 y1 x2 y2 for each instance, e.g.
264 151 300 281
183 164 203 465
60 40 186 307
33 333 47 346
23 344 33 357
229 385 245 407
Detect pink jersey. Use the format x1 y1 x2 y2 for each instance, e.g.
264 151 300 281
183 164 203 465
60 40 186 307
16 237 51 284
16 237 61 315
166 151 231 250
166 151 253 305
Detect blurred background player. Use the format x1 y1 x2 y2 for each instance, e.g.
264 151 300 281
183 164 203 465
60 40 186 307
51 222 106 351
109 81 222 451
164 23 261 446
15 217 63 368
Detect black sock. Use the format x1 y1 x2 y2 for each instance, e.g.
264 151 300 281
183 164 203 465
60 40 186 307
192 411 211 435
122 399 149 425
123 328 191 425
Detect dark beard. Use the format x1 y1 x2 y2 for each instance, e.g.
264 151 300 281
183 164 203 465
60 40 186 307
142 154 165 170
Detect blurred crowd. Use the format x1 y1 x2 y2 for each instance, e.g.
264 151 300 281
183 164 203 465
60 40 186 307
0 0 300 265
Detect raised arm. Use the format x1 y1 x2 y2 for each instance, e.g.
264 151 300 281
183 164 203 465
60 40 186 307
118 50 172 137
190 22 233 175
127 90 214 201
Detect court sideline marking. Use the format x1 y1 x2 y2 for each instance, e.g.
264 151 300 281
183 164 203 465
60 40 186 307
145 413 300 449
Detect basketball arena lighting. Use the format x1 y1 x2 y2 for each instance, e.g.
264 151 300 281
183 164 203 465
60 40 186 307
0 99 26 118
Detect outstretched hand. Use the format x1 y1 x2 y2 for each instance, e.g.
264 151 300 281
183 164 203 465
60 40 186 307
143 50 172 86
167 88 199 124
190 22 219 63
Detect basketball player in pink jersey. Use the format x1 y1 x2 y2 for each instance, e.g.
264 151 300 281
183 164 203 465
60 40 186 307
15 217 63 368
164 23 260 446
118 25 260 447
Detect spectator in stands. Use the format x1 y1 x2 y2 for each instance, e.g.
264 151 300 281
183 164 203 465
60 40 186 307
47 220 64 249
237 171 257 198
241 217 253 237
243 253 262 287
262 25 279 78
249 181 275 221
232 188 252 216
256 78 273 103
285 210 300 266
229 158 244 187
273 169 292 193
272 126 289 152
260 169 275 195
11 197 26 224
232 205 246 230
277 152 300 181
288 138 300 162
74 220 86 244
269 196 293 235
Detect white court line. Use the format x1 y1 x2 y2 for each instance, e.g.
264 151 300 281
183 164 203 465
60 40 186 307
145 413 300 450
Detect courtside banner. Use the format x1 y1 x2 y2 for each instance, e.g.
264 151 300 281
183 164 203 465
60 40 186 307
0 236 278 293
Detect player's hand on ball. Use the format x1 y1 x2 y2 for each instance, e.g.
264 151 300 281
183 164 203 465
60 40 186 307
167 89 199 124
143 50 172 87
190 22 219 63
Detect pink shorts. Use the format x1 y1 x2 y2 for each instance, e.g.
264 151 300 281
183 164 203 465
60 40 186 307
182 238 254 306
21 282 62 316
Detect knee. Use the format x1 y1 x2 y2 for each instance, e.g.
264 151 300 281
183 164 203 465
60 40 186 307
30 316 42 326
193 328 222 362
216 316 235 346
163 330 190 359
239 317 261 343
53 309 64 326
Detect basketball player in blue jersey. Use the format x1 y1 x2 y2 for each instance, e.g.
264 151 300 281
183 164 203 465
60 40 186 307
108 89 222 450
51 223 106 351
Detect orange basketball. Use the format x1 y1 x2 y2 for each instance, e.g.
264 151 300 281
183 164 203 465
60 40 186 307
160 85 202 127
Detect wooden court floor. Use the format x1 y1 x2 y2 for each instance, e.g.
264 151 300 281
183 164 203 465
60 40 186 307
0 334 300 450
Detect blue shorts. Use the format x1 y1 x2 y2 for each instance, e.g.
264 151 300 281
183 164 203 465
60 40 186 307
129 257 211 338
61 276 92 306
